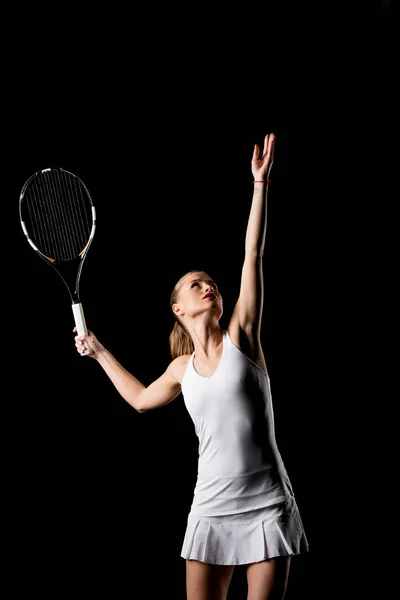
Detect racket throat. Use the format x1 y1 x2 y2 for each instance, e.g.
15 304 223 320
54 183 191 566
52 256 85 304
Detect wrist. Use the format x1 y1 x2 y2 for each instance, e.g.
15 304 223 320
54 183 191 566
95 346 108 361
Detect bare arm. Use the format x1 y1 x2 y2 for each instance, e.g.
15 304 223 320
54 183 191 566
229 133 275 337
73 328 182 413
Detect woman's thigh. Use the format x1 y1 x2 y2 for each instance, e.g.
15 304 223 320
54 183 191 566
186 559 236 600
246 557 291 600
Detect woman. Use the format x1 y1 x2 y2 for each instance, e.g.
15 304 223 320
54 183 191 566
74 133 309 599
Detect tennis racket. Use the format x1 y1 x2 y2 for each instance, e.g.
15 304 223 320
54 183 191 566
19 167 96 356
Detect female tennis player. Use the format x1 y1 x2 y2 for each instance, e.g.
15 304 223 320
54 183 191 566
74 132 309 599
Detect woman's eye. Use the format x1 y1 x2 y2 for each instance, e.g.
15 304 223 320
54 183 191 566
191 282 199 287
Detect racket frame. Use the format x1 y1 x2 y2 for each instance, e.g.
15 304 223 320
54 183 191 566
19 167 96 355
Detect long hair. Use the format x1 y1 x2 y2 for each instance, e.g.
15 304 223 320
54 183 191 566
169 270 209 359
169 321 193 360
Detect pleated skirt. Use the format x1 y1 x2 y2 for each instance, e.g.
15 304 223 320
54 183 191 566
180 495 309 566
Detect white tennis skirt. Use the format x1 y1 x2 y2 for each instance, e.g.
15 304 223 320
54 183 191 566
180 495 309 566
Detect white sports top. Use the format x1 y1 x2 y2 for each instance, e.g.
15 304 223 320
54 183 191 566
181 330 294 516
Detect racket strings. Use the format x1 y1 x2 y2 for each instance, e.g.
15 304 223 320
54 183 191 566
24 170 93 261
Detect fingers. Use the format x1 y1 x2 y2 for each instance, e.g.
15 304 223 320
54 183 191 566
75 336 89 354
253 133 276 165
268 133 276 159
262 132 275 158
74 329 90 352
252 143 260 161
72 327 95 356
262 134 269 157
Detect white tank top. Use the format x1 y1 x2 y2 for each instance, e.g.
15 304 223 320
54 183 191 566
181 330 294 516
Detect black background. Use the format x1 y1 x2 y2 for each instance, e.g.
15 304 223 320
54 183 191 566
5 3 395 598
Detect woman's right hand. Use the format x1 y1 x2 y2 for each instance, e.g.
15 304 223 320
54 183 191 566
73 327 104 358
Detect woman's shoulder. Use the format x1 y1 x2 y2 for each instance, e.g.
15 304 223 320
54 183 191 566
167 353 192 385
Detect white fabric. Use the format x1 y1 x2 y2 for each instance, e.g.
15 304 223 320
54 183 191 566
180 495 309 565
181 330 295 517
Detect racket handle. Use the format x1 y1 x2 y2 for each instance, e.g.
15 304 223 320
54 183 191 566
72 302 92 356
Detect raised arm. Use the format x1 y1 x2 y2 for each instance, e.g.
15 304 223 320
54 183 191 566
228 133 275 361
73 328 183 413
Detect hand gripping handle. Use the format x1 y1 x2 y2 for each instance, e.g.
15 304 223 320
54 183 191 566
72 303 92 356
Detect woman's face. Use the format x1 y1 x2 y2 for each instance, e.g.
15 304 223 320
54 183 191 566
173 272 223 320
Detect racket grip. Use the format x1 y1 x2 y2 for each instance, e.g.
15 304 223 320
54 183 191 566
72 302 92 356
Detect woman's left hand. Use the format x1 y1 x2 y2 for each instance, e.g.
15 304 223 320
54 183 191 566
251 133 276 182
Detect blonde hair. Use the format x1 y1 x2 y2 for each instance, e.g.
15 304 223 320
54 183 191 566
169 270 210 359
